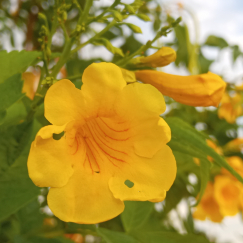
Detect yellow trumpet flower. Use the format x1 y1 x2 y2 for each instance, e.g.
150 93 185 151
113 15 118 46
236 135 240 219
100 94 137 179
135 70 226 107
193 182 223 222
27 62 176 224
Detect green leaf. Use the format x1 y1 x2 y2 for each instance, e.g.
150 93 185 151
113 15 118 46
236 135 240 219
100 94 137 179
121 201 154 232
16 200 44 234
14 236 73 243
193 159 211 206
0 120 42 221
232 45 242 62
0 50 41 83
97 228 140 243
165 117 243 183
198 49 214 73
131 231 210 243
0 74 24 119
204 35 228 49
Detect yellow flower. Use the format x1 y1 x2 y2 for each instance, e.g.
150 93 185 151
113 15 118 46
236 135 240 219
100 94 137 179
193 182 223 222
130 47 176 68
22 72 40 100
214 175 241 216
135 70 226 107
221 156 243 179
224 138 243 153
218 92 242 123
27 62 177 224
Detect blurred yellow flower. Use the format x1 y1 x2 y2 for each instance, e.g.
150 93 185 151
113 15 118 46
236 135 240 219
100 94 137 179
27 62 177 224
193 182 223 222
221 156 243 179
218 92 242 123
135 70 226 107
224 138 243 153
214 175 241 216
22 72 40 100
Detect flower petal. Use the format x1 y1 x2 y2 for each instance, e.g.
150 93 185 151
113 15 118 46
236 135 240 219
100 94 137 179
133 117 171 158
45 79 85 126
115 82 166 119
47 163 124 224
114 82 168 157
109 145 176 201
81 62 126 117
28 125 74 188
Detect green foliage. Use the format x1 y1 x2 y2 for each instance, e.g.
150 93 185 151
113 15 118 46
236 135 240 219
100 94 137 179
0 1 243 242
204 35 228 49
0 74 24 124
0 51 41 83
165 117 243 183
121 201 154 232
97 228 140 243
0 120 41 221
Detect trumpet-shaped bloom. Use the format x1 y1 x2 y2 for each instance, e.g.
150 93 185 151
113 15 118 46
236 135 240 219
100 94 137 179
130 47 176 68
214 175 241 216
193 182 223 222
218 92 242 124
27 62 177 224
135 70 226 107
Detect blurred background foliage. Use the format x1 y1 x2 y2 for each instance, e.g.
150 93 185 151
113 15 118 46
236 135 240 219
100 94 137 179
0 0 243 243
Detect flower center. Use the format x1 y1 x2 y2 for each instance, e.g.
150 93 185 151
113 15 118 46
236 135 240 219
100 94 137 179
67 116 131 174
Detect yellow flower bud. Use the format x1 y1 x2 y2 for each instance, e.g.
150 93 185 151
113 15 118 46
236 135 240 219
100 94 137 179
135 70 226 107
137 47 176 68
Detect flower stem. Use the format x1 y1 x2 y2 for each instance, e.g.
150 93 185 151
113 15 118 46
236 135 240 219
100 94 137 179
71 19 117 54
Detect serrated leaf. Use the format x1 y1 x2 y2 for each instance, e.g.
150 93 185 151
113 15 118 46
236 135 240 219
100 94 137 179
165 117 243 183
131 231 210 243
121 201 154 232
0 50 41 83
97 228 140 243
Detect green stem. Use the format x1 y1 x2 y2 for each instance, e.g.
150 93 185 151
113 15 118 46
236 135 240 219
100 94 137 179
51 38 74 78
60 22 69 41
51 0 93 78
86 0 121 24
78 0 93 25
116 28 170 67
64 73 83 80
71 19 117 54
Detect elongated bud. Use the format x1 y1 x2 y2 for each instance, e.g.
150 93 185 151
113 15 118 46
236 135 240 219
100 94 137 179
135 70 226 107
139 47 176 67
